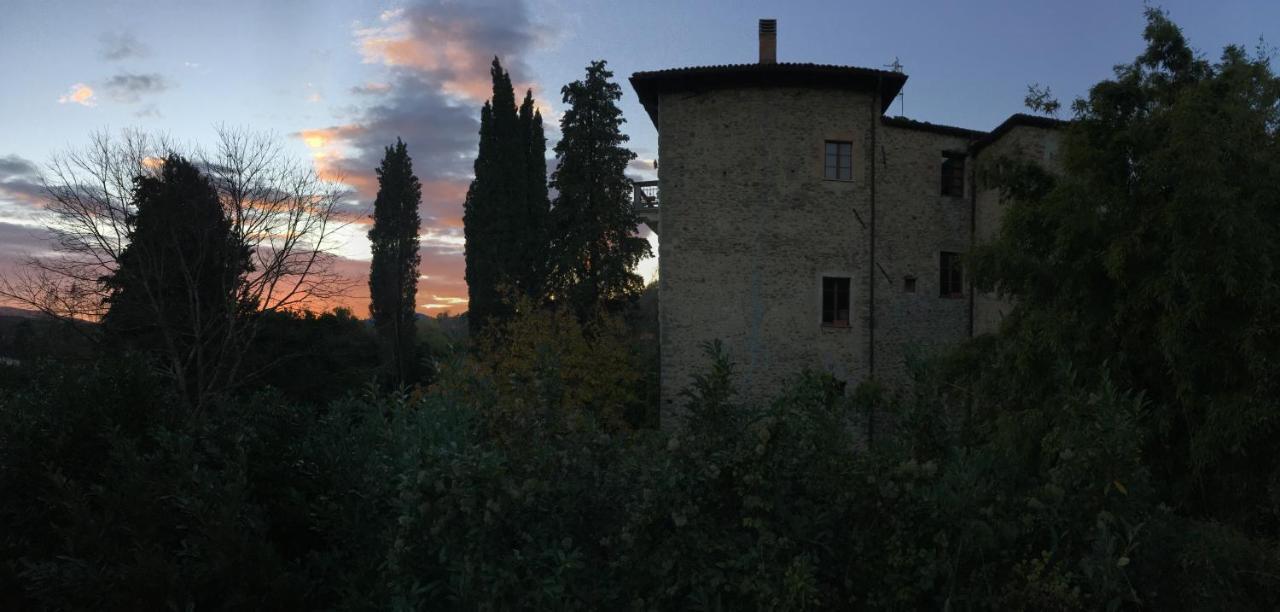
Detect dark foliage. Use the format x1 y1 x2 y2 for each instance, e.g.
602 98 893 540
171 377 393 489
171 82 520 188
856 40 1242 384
241 307 380 404
463 58 551 335
968 8 1280 534
100 155 252 406
549 60 652 318
368 139 423 385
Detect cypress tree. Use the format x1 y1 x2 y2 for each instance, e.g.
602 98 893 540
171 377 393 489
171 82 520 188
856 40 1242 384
368 139 422 385
516 89 551 299
464 58 550 335
549 60 651 318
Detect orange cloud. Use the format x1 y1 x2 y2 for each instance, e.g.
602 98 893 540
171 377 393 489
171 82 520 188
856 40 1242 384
298 125 378 197
58 83 96 107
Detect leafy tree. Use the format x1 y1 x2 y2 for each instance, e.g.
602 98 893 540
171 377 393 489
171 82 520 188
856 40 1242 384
549 60 651 318
242 307 380 404
368 139 422 385
464 58 550 335
969 8 1280 533
101 154 252 407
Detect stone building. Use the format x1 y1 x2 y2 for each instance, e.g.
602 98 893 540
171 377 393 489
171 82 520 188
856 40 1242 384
629 19 1063 423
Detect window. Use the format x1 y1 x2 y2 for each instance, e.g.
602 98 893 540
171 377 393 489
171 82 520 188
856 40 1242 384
903 275 917 293
940 252 963 298
941 152 965 197
824 141 853 181
822 276 851 326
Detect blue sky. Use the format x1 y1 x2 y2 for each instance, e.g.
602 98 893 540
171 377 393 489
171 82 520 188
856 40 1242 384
1 0 1276 314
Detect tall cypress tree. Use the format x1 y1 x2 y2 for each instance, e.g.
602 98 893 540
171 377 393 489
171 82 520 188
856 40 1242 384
464 58 550 335
368 139 422 385
549 60 651 318
516 89 551 299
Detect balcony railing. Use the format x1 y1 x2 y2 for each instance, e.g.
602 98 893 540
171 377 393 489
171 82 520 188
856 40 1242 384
632 180 659 211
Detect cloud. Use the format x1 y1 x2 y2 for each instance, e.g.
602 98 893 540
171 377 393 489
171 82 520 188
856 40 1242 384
100 31 149 61
351 82 393 96
353 0 544 102
101 73 170 104
58 83 96 107
0 155 38 180
0 154 44 213
135 104 163 119
299 71 481 227
0 221 53 259
0 153 46 238
0 165 53 274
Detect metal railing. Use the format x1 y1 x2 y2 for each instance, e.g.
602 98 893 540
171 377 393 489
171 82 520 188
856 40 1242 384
632 180 659 210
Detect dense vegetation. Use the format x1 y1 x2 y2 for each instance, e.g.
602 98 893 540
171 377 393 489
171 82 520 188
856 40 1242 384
2 9 1279 610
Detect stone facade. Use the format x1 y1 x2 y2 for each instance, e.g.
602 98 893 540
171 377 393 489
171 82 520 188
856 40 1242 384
632 41 1062 425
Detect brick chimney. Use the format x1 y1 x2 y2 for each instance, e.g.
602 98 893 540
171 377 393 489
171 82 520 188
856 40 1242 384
759 19 776 64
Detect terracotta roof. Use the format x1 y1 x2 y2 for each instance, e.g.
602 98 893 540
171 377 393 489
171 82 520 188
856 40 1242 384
629 62 907 126
970 113 1068 154
880 116 986 139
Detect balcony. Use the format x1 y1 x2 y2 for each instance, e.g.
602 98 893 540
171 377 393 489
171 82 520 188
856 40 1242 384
632 179 660 234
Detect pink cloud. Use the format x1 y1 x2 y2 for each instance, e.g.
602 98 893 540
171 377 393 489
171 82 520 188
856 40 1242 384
353 2 543 103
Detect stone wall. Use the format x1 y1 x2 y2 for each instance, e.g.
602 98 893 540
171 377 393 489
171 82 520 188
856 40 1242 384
657 86 872 422
872 123 976 388
655 85 991 423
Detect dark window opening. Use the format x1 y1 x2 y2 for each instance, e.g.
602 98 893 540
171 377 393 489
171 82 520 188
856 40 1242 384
941 152 965 197
825 141 853 181
903 275 917 293
940 252 963 298
822 276 851 326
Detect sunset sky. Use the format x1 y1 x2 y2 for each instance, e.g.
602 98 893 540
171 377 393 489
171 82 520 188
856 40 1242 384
1 0 1276 316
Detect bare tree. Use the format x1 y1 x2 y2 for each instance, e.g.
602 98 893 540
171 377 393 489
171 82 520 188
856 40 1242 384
0 127 355 411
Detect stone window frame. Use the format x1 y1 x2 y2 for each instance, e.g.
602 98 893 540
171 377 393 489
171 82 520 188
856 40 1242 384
820 275 852 328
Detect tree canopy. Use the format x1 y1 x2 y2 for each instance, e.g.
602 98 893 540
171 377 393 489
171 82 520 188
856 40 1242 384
969 7 1280 533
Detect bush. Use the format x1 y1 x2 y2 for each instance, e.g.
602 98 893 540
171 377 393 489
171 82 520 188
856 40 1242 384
3 344 1277 609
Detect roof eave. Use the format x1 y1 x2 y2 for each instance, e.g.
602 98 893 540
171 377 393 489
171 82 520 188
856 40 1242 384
630 63 908 128
969 113 1070 154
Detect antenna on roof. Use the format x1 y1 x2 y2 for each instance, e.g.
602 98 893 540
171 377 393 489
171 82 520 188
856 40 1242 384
884 57 905 116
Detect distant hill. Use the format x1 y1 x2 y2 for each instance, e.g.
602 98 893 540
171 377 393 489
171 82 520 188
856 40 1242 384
0 307 94 360
0 306 42 319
